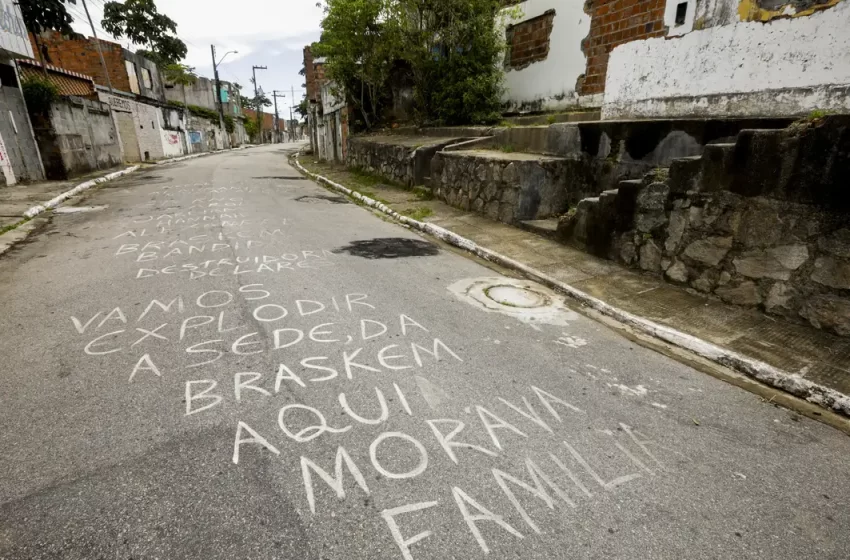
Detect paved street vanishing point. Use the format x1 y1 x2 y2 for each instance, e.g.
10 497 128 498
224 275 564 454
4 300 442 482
1 145 848 560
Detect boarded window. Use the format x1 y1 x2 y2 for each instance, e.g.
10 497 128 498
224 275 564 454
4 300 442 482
504 9 556 71
141 67 152 89
125 60 139 94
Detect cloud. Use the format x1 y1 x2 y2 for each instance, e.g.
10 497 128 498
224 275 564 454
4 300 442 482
69 0 322 112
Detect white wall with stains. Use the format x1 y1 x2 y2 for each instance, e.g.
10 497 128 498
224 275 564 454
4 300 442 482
602 0 850 119
501 0 599 113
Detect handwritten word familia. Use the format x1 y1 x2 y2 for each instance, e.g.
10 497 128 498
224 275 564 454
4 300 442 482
226 377 668 560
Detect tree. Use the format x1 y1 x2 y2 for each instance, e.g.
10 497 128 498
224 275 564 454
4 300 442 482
314 0 505 127
19 0 79 73
295 97 309 120
313 0 395 129
162 63 196 109
101 0 187 65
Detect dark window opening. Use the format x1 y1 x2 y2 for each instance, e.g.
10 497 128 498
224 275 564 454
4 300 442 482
675 2 688 25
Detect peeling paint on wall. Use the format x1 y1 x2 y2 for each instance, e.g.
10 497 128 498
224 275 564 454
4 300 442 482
603 0 850 119
737 0 842 21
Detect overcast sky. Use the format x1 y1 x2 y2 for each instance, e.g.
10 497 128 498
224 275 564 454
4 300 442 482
69 0 323 116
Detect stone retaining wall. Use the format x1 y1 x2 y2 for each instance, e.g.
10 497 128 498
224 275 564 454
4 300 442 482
559 116 850 335
347 136 466 186
432 151 584 223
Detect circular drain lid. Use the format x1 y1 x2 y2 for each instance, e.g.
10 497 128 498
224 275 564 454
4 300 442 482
484 285 550 308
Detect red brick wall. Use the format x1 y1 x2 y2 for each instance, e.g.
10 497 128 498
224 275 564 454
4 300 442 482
580 0 666 95
303 46 328 104
29 32 131 93
505 9 556 70
243 108 284 131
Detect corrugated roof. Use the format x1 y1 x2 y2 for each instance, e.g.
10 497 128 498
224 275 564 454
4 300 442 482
16 59 97 98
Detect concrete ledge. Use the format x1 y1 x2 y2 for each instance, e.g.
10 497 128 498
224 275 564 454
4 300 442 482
23 166 139 219
294 154 850 419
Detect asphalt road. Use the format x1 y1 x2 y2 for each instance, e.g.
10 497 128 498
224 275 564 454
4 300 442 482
1 144 848 560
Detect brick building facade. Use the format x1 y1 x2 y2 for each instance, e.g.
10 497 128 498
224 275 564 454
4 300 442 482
579 0 666 95
303 46 326 104
30 31 132 94
504 10 556 71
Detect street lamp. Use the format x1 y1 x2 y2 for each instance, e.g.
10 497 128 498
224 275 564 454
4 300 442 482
216 50 238 67
211 46 238 148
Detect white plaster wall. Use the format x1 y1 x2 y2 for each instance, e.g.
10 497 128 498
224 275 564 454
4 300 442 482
501 0 596 112
132 102 166 161
603 1 850 119
159 107 185 158
0 0 33 58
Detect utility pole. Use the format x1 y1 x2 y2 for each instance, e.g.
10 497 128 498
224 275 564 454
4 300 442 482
252 66 267 142
272 91 286 143
290 84 296 141
211 45 226 148
80 0 113 93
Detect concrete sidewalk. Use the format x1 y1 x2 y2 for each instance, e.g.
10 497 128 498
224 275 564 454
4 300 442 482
298 158 850 419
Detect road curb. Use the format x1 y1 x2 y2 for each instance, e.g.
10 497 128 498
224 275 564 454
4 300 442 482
293 155 850 419
20 145 260 220
22 166 140 219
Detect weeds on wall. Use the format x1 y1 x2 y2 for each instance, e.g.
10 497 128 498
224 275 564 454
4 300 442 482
22 78 59 115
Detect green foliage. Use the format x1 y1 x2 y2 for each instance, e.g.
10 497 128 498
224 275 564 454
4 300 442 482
187 105 219 121
244 118 260 141
315 0 505 127
22 78 59 114
295 97 309 119
102 0 187 65
404 206 434 221
162 63 197 86
223 115 235 134
806 109 831 121
19 0 76 35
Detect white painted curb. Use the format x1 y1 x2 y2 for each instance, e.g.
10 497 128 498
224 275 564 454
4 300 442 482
293 156 850 418
23 166 140 219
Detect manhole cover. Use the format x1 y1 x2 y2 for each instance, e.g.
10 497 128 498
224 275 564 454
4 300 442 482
448 277 577 327
484 285 550 308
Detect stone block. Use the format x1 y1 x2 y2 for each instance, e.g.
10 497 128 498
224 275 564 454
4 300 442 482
737 205 783 248
665 259 689 283
472 198 485 213
715 281 762 306
731 246 807 281
498 203 515 224
501 188 519 205
765 282 796 315
691 269 719 293
485 200 500 220
620 238 637 265
665 209 688 253
636 182 669 212
810 256 850 290
502 162 519 184
639 240 662 272
683 236 733 267
818 228 850 259
668 156 702 194
800 295 850 336
688 205 704 228
635 211 667 234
